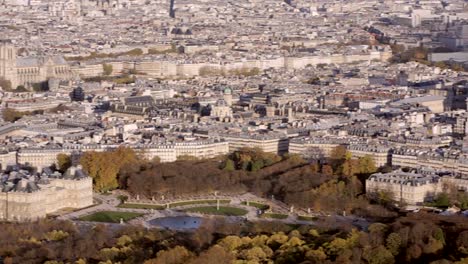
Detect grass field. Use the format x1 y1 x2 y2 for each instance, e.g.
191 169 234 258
79 211 144 223
241 201 270 210
117 203 165 210
169 199 230 208
183 206 248 216
297 215 318 221
261 213 288 219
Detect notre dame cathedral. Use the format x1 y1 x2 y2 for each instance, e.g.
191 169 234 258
0 40 72 90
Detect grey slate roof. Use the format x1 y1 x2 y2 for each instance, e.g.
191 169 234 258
16 56 68 68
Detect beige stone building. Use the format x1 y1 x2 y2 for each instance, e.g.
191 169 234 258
138 139 229 162
173 140 229 159
211 99 233 120
366 169 468 205
0 165 93 221
69 45 393 79
392 95 446 114
289 136 368 158
348 145 392 167
367 170 441 205
15 140 229 170
0 150 17 170
222 133 289 155
391 148 468 177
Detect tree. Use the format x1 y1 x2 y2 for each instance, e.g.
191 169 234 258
45 230 69 241
223 159 235 171
177 155 198 161
116 234 132 246
358 155 377 174
144 246 192 264
57 153 72 172
455 258 468 264
152 156 161 164
329 146 348 171
310 162 320 174
305 76 320 85
117 195 128 204
434 61 447 69
321 164 333 176
423 237 444 254
228 147 281 171
433 228 445 245
331 146 347 160
386 232 402 256
412 47 428 61
369 223 388 235
103 63 113 76
325 237 348 256
32 81 49 92
306 247 327 262
342 159 359 177
218 235 243 251
363 245 395 264
15 85 27 92
457 231 468 255
433 193 450 207
390 44 405 54
341 152 359 177
309 229 320 237
3 108 24 122
80 147 139 192
188 245 234 264
199 66 223 76
250 159 264 172
239 246 269 262
2 108 42 122
0 78 12 90
126 48 143 56
452 63 465 72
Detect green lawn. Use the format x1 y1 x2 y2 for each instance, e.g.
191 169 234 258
241 201 270 210
79 211 144 223
117 203 165 210
183 206 248 216
297 215 318 221
169 199 230 208
261 213 288 219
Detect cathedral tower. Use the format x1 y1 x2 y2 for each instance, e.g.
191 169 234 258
0 40 18 89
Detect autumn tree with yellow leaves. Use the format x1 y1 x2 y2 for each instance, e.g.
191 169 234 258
80 147 139 192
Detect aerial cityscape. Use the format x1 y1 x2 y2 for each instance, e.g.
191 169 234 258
0 0 468 263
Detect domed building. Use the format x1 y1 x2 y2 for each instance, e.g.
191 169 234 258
223 87 233 106
211 99 233 121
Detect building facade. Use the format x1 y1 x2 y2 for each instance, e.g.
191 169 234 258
0 165 93 221
0 41 72 89
366 169 468 205
15 140 229 170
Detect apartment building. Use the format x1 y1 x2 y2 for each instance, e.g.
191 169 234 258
367 169 468 205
